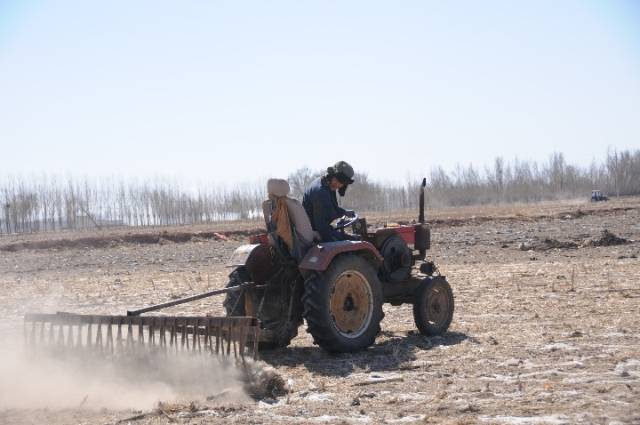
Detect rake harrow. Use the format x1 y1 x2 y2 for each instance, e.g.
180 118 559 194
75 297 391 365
24 284 261 362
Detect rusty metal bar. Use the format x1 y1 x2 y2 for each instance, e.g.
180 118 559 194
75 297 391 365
126 282 256 316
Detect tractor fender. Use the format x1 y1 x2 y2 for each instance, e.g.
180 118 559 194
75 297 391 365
228 244 274 284
228 244 261 267
298 241 383 272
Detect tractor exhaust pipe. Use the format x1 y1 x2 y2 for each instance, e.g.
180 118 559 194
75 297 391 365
418 177 426 224
415 178 429 259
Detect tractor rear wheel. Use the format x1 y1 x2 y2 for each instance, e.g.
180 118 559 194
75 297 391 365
223 268 249 316
224 267 301 349
413 277 454 336
303 255 384 352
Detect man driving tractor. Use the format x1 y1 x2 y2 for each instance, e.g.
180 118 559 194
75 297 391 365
302 161 357 242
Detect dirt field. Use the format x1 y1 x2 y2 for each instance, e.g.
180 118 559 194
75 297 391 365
1 198 638 424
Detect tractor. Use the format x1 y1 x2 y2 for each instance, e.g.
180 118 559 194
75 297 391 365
22 178 454 361
224 178 454 353
591 190 608 202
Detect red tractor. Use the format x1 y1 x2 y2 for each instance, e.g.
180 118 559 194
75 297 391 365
224 178 454 352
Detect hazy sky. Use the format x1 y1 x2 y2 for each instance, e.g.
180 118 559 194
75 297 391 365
1 0 639 184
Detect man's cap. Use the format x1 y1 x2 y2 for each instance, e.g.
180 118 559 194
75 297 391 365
328 161 355 184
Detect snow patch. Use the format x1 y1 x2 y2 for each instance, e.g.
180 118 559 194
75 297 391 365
396 393 428 402
306 392 334 402
603 332 627 338
614 359 640 377
310 414 371 423
500 358 522 367
386 414 426 423
479 414 570 424
543 343 577 352
260 413 371 424
257 398 285 409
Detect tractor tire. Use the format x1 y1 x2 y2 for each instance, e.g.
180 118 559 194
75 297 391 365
223 267 300 350
413 277 454 336
223 268 249 316
303 255 384 353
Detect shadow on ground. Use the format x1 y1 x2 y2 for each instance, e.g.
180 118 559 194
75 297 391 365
260 331 473 377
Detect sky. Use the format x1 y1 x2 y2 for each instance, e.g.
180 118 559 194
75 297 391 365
1 0 639 185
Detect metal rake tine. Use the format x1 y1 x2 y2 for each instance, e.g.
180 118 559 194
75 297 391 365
159 318 166 349
67 324 74 348
213 321 219 355
57 323 64 347
209 319 215 354
76 323 84 349
48 321 54 346
187 320 192 352
196 319 204 353
106 322 114 355
184 320 190 352
201 321 206 353
196 319 202 353
170 320 177 351
226 321 232 356
253 322 260 360
138 321 144 348
96 322 103 352
189 320 195 352
237 322 247 362
215 319 222 355
231 324 238 358
126 322 134 350
191 319 196 352
173 320 179 353
87 322 93 350
148 319 155 346
203 320 210 353
210 320 216 354
116 321 123 351
189 319 193 352
165 320 172 354
31 320 38 347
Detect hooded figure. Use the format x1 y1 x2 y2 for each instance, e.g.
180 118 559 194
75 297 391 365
302 161 356 242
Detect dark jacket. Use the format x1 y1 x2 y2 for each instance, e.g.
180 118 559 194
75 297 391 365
302 176 348 242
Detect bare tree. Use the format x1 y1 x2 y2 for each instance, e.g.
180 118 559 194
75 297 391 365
1 149 639 235
288 167 318 200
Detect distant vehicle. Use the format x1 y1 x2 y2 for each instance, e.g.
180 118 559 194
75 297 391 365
591 190 608 202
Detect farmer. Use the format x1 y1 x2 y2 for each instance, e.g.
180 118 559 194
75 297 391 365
302 161 357 242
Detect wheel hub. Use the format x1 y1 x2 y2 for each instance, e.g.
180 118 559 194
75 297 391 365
330 271 373 338
343 295 355 311
426 286 448 324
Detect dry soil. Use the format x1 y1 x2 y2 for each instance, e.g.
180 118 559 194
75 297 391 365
0 198 638 424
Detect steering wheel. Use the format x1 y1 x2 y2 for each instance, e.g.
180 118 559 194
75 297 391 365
332 213 359 230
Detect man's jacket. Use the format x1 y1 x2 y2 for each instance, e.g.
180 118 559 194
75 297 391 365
302 176 348 242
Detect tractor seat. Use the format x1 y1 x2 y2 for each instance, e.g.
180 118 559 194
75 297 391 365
263 179 317 260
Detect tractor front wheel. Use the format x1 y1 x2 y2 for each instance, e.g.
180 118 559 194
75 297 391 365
303 255 384 352
413 277 454 336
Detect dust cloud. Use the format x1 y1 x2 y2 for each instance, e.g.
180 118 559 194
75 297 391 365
0 332 248 411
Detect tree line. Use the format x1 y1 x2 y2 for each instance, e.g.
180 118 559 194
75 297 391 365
1 149 639 235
